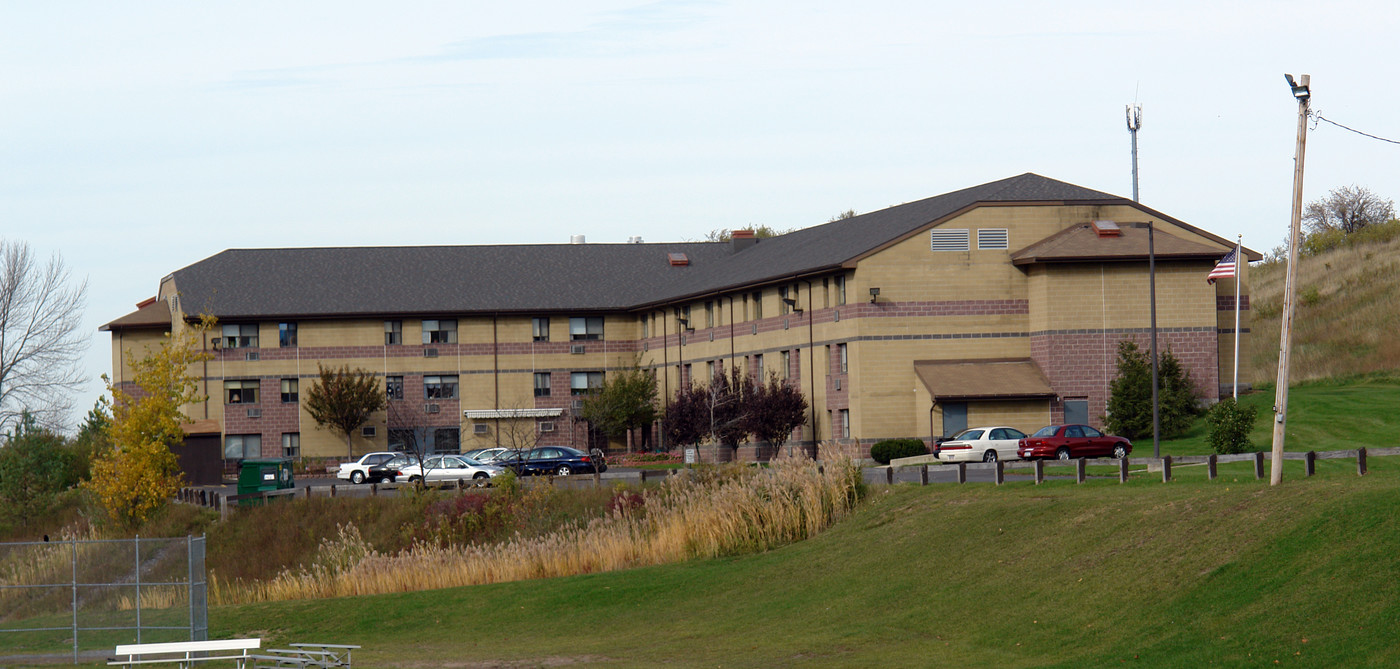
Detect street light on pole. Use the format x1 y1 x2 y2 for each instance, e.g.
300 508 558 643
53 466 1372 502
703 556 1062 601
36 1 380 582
1129 221 1160 458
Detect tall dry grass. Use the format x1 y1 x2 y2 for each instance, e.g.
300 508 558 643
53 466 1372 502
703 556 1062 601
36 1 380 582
1247 232 1400 383
213 456 862 604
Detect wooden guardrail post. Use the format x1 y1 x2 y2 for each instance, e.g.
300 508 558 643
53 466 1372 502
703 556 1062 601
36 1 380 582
330 484 336 497
1253 451 1265 479
1305 451 1316 477
1119 457 1129 483
1207 454 1217 480
1075 458 1086 484
1033 460 1044 485
370 483 378 497
1358 447 1368 476
1161 455 1172 483
885 467 894 485
956 462 966 484
920 465 929 486
995 461 1004 485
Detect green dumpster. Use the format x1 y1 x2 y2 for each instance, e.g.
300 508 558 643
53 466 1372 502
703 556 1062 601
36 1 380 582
237 457 295 506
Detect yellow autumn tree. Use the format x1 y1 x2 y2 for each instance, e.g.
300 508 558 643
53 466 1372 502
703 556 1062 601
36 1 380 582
87 315 214 526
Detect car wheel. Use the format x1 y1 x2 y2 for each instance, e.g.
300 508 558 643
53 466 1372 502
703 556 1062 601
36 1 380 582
409 475 422 483
1112 444 1128 459
1056 448 1071 461
982 450 998 463
556 465 572 476
350 471 365 484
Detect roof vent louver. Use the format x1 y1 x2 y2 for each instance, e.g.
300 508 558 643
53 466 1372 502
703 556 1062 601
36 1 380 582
1092 220 1122 237
668 252 689 266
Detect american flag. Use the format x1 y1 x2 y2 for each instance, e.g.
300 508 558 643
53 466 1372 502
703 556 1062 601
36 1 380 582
1207 248 1237 284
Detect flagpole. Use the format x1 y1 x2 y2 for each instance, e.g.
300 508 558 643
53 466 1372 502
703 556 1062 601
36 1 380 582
1233 235 1241 400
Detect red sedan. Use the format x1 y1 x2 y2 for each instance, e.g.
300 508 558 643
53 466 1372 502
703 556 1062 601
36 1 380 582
1017 424 1131 460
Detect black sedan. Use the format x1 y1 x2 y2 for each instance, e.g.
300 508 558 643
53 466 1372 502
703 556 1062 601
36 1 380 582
498 447 606 476
367 454 421 483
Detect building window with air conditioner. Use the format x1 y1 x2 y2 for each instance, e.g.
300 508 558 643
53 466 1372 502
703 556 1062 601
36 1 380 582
424 375 458 399
569 316 604 341
224 379 259 404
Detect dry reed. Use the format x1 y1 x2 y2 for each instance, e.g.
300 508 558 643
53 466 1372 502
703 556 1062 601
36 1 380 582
214 456 862 604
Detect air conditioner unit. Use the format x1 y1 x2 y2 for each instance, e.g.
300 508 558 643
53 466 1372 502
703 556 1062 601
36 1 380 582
423 348 439 358
424 403 440 414
571 399 584 411
834 379 842 391
833 310 840 322
244 351 260 361
783 318 789 330
473 424 489 435
246 408 261 418
643 342 649 351
709 332 714 342
751 324 758 335
361 426 377 438
539 421 555 433
570 344 585 354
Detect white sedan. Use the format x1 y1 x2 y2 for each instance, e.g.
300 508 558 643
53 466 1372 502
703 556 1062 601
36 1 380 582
935 427 1028 463
396 455 506 485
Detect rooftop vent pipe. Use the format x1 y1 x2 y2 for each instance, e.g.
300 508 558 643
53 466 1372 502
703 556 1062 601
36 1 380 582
570 234 586 244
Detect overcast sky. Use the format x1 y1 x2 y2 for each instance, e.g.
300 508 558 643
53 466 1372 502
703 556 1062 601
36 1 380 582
3 1 1397 427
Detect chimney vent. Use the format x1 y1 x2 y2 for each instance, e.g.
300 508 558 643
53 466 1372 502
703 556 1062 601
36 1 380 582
1091 220 1121 237
570 234 586 244
731 229 759 253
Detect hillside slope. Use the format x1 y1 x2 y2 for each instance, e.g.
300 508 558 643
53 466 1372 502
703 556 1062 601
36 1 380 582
208 464 1400 668
1247 231 1400 383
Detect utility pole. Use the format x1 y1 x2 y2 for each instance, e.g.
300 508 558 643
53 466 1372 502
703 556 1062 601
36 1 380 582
1126 104 1143 202
1272 74 1310 486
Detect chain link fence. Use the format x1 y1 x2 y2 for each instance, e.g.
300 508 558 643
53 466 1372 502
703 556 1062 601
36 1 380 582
0 536 207 664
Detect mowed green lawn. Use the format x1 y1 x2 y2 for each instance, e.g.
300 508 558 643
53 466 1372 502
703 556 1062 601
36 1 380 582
181 457 1399 668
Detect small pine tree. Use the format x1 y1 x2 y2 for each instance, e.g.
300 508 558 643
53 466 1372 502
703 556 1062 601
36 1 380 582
1104 340 1200 440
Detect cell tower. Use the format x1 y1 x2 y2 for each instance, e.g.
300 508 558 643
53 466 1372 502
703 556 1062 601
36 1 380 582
1126 104 1143 202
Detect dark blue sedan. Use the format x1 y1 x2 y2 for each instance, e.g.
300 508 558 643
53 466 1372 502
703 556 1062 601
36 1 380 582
500 447 606 476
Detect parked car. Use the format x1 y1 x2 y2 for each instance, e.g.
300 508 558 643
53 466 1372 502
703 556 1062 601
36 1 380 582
396 455 506 485
497 446 604 476
1017 424 1132 460
336 451 403 484
935 426 1028 463
471 447 516 464
368 454 422 483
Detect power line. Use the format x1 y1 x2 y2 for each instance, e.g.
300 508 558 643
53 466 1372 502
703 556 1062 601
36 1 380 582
1314 113 1400 145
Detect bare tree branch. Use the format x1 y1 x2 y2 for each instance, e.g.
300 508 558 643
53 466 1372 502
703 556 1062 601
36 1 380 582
0 240 89 433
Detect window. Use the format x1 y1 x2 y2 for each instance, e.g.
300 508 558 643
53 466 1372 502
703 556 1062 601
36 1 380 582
571 371 604 395
220 324 258 348
779 286 790 315
280 378 298 403
569 317 604 341
838 343 848 374
224 379 259 404
752 291 763 320
534 372 552 397
422 319 457 344
942 402 968 437
781 350 791 379
839 409 851 439
1064 400 1089 425
424 375 458 399
931 228 971 252
641 316 649 339
824 345 831 376
224 434 261 460
835 275 846 306
532 317 550 342
706 360 715 383
754 354 764 381
385 320 402 345
705 301 714 328
386 375 403 400
683 363 692 386
432 428 460 454
282 433 300 458
278 322 297 347
978 228 1010 250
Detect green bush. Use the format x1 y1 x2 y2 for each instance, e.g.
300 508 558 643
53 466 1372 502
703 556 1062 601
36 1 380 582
1205 398 1259 454
1104 340 1200 441
869 439 927 465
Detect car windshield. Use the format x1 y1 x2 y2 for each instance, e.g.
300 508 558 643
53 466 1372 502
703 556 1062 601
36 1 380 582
951 429 984 441
1032 426 1060 438
459 457 487 466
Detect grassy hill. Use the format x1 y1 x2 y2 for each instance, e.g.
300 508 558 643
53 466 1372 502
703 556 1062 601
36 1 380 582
1246 226 1400 384
194 459 1398 668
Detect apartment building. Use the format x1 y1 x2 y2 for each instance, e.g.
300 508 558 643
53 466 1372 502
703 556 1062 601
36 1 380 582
101 173 1256 462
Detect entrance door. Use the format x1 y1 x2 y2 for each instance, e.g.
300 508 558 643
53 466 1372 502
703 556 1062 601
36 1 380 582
941 402 967 437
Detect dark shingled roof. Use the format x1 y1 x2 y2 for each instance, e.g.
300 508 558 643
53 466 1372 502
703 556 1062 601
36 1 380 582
146 173 1226 320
